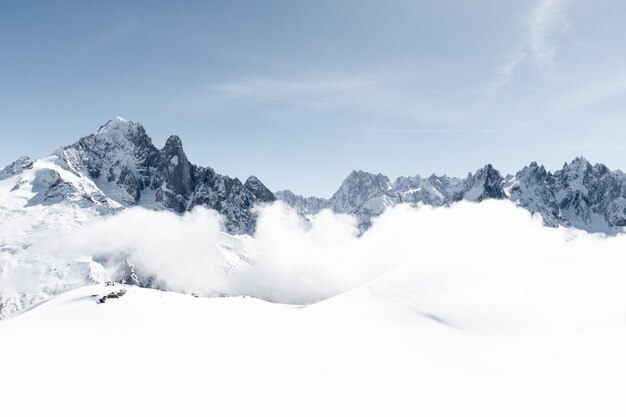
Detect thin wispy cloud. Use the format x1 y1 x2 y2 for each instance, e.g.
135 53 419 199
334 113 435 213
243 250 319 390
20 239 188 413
480 0 570 103
528 0 570 67
173 72 473 125
484 51 527 100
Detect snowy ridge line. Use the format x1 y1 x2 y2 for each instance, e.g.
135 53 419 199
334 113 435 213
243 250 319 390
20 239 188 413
2 117 625 235
0 116 275 234
278 158 626 234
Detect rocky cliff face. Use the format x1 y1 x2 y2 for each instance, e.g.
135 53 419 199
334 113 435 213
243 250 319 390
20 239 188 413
278 158 626 234
0 156 34 180
6 117 275 234
511 157 626 231
463 164 506 202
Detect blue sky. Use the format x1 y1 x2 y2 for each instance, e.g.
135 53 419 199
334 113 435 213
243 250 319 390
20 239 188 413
1 0 626 197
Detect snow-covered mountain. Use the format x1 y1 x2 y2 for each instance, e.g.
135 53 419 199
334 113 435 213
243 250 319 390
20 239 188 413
0 117 273 317
277 158 626 233
1 116 275 233
4 117 624 236
2 117 626 319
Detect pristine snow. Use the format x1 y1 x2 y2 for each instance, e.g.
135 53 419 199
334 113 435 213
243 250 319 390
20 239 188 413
2 255 626 417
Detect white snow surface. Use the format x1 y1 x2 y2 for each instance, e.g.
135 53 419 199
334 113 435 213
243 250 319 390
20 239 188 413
1 190 626 415
2 257 626 416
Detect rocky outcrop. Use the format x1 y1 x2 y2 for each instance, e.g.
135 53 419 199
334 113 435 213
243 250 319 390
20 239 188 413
42 117 275 234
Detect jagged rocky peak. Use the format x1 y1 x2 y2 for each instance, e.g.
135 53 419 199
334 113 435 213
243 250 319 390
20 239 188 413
334 170 391 198
153 135 194 210
391 173 460 206
93 116 152 149
506 162 562 227
392 174 421 192
463 164 506 202
0 117 277 234
515 162 550 185
329 170 393 214
556 156 605 186
277 157 626 234
163 134 184 150
553 157 593 189
428 173 454 186
244 176 276 202
563 156 590 168
392 175 414 192
424 174 465 198
0 156 33 179
98 115 129 129
160 135 190 171
274 190 329 216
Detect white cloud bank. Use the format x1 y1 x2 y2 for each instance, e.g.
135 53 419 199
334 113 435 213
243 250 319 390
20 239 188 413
12 199 623 309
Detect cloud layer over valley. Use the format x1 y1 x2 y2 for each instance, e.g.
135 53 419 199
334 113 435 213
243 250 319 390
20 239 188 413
3 200 625 314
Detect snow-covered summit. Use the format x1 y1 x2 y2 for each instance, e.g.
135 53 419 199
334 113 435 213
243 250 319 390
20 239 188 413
1 117 276 234
0 156 33 180
463 164 506 202
278 158 626 234
329 171 393 214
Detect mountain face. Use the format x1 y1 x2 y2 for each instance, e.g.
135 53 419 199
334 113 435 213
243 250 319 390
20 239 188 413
0 117 272 317
7 116 275 234
278 158 626 234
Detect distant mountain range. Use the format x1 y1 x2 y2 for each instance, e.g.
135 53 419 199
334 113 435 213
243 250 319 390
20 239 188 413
2 116 626 318
277 159 626 234
2 116 626 235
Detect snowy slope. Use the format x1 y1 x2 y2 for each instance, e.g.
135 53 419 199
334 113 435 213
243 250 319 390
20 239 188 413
2 256 626 417
0 117 277 315
0 157 252 317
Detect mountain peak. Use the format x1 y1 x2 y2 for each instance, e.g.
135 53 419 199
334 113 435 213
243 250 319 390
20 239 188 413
245 176 276 202
164 135 183 149
463 164 505 202
97 116 133 132
344 170 388 182
88 117 153 152
563 156 591 169
0 156 33 180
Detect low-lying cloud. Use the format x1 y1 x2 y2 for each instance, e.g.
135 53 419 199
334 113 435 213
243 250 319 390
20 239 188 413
5 200 626 307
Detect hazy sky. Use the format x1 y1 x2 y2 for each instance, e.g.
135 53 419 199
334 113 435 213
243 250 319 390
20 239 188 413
1 0 626 197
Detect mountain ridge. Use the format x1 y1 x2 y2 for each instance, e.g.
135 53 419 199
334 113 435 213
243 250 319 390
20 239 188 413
2 117 626 234
2 118 626 319
277 157 626 234
2 116 275 234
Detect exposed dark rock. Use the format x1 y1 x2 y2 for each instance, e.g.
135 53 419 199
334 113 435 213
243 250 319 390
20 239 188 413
278 157 626 234
55 117 276 234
